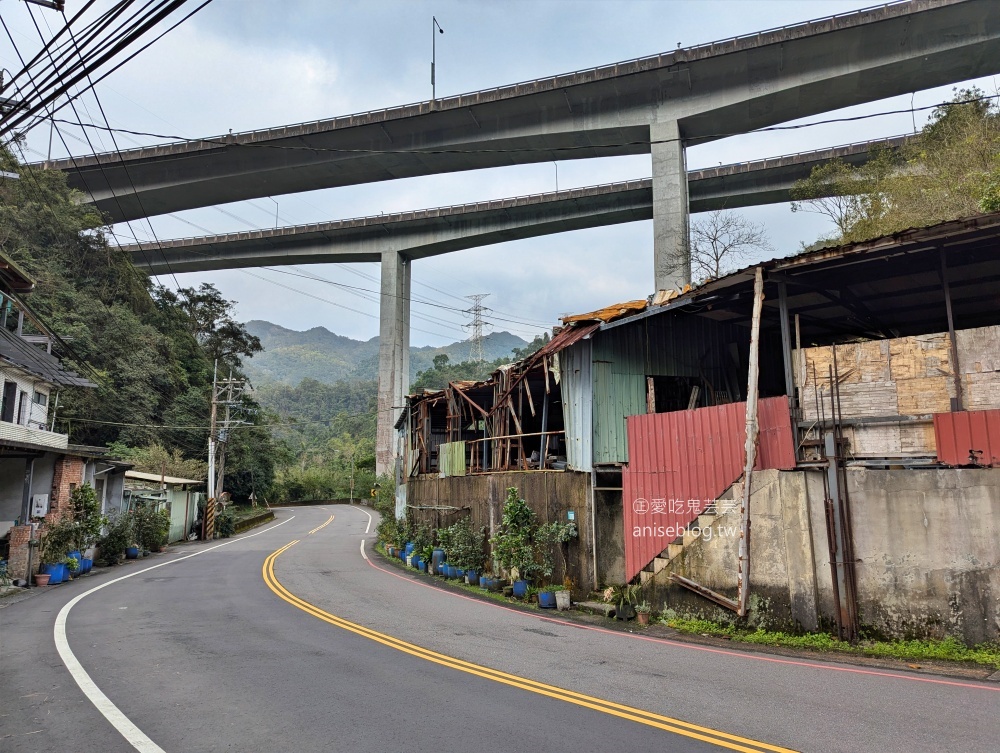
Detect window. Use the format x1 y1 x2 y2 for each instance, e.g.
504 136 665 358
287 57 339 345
33 391 48 407
0 381 15 423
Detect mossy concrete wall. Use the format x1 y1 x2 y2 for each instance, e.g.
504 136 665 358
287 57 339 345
648 467 1000 645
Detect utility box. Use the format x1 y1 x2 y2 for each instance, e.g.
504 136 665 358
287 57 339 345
31 493 49 518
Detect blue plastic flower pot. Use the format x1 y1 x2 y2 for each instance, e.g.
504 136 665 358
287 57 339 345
479 574 489 588
538 591 557 609
512 579 529 598
126 547 140 560
81 558 93 574
431 549 446 574
419 561 427 572
414 557 423 570
54 563 68 583
455 568 465 580
404 542 415 557
68 550 81 563
40 562 60 584
465 569 477 584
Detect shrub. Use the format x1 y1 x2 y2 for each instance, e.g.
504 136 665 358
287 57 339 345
134 505 171 550
443 517 486 572
39 520 77 564
97 512 133 566
71 483 107 551
490 488 540 580
216 509 236 538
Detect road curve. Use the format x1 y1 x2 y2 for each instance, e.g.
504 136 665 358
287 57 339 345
1 505 997 753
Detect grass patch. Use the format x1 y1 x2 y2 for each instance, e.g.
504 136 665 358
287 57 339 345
228 505 272 523
662 617 1000 669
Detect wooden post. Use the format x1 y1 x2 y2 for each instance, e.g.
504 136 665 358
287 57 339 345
736 267 765 617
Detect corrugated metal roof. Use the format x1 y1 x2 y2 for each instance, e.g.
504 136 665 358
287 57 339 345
601 211 1000 334
125 470 205 485
621 396 796 582
0 327 95 387
0 250 35 293
562 300 647 324
933 409 1000 467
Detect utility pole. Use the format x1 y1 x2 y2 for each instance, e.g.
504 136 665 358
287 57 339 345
464 293 490 364
205 364 249 539
431 16 444 102
206 361 218 539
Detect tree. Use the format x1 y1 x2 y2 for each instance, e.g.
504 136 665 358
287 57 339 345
791 88 1000 244
789 147 898 240
156 283 262 369
690 211 772 281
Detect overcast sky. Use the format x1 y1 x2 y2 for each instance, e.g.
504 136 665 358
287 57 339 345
4 0 997 347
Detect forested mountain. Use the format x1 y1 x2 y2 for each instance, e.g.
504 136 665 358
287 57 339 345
0 148 275 500
243 320 531 386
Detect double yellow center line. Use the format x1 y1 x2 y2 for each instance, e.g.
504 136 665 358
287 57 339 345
307 515 335 535
262 538 797 753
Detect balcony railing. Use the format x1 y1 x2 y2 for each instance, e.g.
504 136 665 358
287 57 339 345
0 421 68 450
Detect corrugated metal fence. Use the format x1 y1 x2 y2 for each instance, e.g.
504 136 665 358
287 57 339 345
622 396 796 582
933 409 1000 466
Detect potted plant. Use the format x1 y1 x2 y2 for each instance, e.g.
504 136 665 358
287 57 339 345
537 519 578 585
635 601 652 626
442 517 485 585
96 511 134 567
538 585 559 609
603 583 642 621
38 519 76 584
490 488 540 595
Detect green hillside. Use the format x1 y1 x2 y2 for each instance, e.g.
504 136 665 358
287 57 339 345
242 320 531 386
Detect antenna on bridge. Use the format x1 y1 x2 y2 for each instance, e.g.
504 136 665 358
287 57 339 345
464 293 491 363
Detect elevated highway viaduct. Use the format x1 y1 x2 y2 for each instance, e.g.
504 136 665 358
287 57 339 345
120 137 902 475
55 0 1000 472
50 0 1000 293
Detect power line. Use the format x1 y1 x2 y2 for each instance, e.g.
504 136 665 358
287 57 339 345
0 0 215 140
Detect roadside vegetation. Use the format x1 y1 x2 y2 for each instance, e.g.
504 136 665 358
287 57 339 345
0 147 275 500
791 87 1000 246
662 616 1000 669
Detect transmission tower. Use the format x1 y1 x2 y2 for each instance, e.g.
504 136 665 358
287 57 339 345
464 293 491 363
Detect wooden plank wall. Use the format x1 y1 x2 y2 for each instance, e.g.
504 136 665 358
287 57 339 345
795 325 1000 457
405 470 591 592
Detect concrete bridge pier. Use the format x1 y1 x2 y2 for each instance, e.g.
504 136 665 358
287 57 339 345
376 250 411 476
651 118 691 291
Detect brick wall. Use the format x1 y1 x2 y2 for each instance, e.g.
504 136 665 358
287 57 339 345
48 455 83 524
7 524 32 580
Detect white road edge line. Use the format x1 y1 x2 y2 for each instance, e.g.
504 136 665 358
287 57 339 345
360 539 368 561
53 515 296 753
358 506 373 534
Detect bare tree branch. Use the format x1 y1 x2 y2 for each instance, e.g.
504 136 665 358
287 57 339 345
690 211 772 282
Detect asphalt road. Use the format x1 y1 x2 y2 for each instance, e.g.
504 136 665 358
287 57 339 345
2 505 998 753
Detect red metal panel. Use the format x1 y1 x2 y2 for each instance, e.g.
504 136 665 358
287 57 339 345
933 409 1000 467
622 396 796 582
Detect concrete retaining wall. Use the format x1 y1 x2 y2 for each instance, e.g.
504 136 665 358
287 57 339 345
648 467 1000 645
